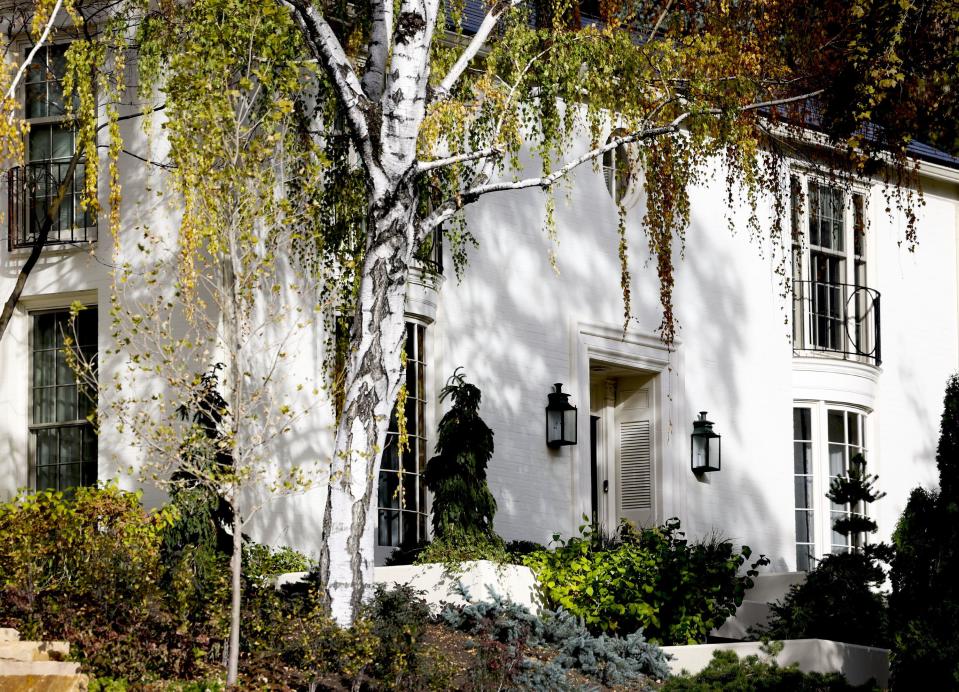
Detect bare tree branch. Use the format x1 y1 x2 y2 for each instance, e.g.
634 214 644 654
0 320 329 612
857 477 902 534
434 0 524 101
416 146 501 174
5 0 63 121
0 146 82 339
647 0 674 43
419 89 826 235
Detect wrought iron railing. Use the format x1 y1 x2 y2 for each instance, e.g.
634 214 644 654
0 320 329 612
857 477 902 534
7 162 96 250
792 279 881 366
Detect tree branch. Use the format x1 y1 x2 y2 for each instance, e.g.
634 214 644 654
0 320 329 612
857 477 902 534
361 0 392 102
5 0 63 121
416 146 501 174
283 0 384 185
418 89 825 234
434 0 524 101
647 0 674 43
0 146 82 341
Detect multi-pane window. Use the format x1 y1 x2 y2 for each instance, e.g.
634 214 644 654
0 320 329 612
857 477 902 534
793 408 815 571
827 409 866 554
791 176 878 364
31 308 98 491
11 43 95 247
791 404 869 569
377 322 428 548
808 183 846 351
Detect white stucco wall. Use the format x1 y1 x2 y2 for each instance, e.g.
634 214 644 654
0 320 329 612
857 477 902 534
2 99 958 571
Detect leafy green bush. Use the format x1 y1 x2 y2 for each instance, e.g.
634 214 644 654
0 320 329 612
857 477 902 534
761 551 887 648
523 518 768 644
0 485 221 681
441 590 669 689
662 649 878 691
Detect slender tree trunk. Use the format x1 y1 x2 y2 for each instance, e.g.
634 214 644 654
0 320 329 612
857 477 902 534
321 191 416 625
227 496 242 685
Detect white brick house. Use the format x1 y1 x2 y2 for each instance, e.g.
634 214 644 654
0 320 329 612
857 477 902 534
2 38 959 576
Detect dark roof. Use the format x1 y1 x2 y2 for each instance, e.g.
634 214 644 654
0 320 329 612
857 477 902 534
907 140 959 169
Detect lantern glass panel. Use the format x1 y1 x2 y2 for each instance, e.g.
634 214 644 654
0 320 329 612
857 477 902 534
564 408 577 444
708 435 720 470
547 409 563 444
692 435 708 470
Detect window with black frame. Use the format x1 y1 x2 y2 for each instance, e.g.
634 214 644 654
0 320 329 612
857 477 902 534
10 43 96 248
377 322 429 548
30 308 98 491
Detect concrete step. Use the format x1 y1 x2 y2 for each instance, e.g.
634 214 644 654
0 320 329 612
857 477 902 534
0 631 18 643
0 660 81 677
0 641 70 662
0 673 89 691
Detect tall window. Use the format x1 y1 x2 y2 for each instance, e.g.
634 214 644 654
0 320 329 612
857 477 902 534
827 409 865 554
791 176 878 364
793 408 815 571
10 43 95 248
31 308 98 491
791 403 868 569
377 322 428 548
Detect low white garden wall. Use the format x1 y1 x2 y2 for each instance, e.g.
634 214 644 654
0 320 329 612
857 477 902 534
661 639 889 687
711 571 806 639
276 560 539 613
374 560 539 613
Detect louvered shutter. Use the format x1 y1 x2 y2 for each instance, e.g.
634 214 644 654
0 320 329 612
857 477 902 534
615 378 654 527
620 420 652 519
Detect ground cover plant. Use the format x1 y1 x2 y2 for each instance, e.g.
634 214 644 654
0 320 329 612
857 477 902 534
523 518 768 644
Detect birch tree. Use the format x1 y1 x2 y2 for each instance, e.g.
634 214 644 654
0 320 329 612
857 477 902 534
3 0 947 630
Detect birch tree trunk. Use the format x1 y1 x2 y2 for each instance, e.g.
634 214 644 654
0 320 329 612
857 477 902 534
320 191 417 625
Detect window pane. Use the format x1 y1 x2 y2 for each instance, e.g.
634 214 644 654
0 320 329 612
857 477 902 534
795 510 813 543
794 477 814 509
51 127 72 160
848 414 860 446
36 429 56 466
829 443 845 476
59 462 81 490
828 410 845 443
59 425 81 463
29 127 51 162
796 545 813 572
378 470 399 509
793 408 811 440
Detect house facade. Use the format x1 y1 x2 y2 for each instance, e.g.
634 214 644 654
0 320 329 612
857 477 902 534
2 39 959 574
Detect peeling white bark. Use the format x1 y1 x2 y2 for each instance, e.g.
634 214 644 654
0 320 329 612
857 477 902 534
321 190 416 625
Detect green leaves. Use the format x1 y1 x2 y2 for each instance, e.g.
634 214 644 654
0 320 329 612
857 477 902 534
524 519 768 645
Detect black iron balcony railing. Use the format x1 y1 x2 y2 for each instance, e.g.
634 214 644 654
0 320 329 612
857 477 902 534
7 162 97 251
792 279 881 366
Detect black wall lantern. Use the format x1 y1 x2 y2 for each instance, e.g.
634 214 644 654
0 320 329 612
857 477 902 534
690 411 721 473
546 383 577 448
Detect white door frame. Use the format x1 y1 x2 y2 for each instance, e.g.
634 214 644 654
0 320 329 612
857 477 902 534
570 322 686 534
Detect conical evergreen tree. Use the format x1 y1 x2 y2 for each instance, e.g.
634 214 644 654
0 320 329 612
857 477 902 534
936 373 959 505
826 453 885 553
424 369 498 543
